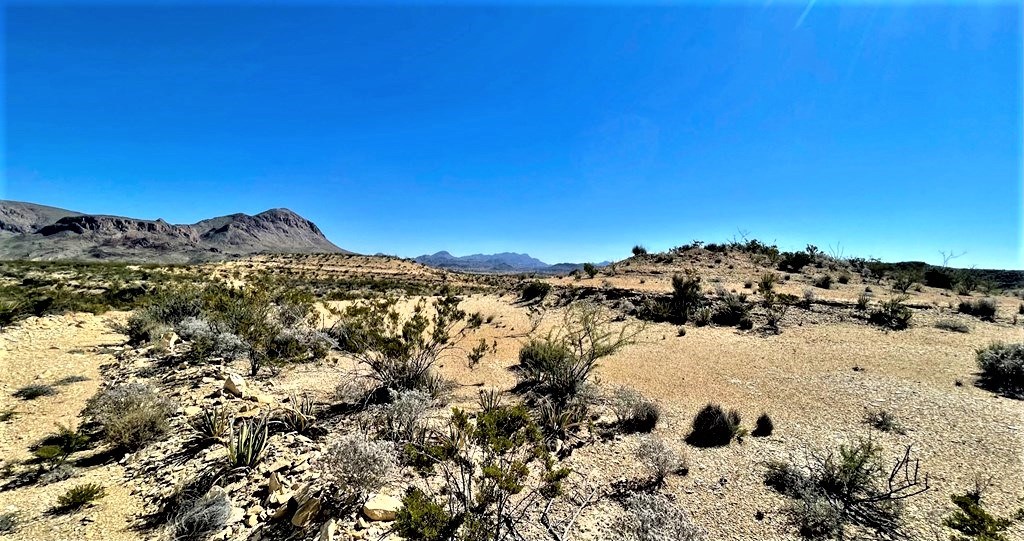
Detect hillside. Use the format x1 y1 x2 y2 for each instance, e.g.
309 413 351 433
0 201 348 263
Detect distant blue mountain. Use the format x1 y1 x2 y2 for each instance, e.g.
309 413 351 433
414 251 608 274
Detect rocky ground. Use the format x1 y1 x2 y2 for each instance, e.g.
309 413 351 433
0 251 1021 541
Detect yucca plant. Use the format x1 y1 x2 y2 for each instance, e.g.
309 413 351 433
227 416 269 469
279 395 315 435
190 406 230 441
56 483 106 512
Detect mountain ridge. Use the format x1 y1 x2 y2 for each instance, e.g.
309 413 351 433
0 200 347 263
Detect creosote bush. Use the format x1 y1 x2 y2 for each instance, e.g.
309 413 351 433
609 386 660 433
765 439 929 540
686 404 743 447
521 281 552 301
975 342 1024 397
84 383 173 450
869 296 912 330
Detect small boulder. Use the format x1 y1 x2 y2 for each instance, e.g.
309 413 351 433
223 373 247 397
362 493 401 521
316 518 338 541
291 497 321 528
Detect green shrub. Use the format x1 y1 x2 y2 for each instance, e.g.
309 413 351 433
227 416 269 469
890 272 917 293
943 490 1019 541
837 273 851 285
712 291 752 328
670 270 705 322
55 483 106 513
856 293 870 311
869 296 912 330
766 440 928 540
691 306 712 327
13 384 57 400
85 384 173 450
686 404 743 447
521 281 552 302
863 409 905 434
959 298 998 321
924 268 954 289
813 275 833 289
631 245 648 257
976 342 1024 396
278 395 316 435
395 488 454 541
582 263 598 279
778 251 813 272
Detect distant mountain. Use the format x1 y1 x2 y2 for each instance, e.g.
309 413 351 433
414 251 607 274
0 200 348 263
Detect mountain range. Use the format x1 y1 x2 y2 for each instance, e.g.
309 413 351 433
414 251 606 274
0 200 347 263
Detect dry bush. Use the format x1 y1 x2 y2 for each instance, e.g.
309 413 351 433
637 436 687 487
84 383 173 450
169 486 232 541
319 434 396 503
612 493 705 541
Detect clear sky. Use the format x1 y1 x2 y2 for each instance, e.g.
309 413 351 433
2 2 1021 268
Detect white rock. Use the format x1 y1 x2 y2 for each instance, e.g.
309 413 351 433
362 493 401 521
223 373 247 397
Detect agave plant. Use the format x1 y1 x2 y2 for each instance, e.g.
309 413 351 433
190 406 230 441
279 395 316 435
227 416 269 469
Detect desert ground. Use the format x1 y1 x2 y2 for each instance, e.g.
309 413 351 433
0 248 1021 541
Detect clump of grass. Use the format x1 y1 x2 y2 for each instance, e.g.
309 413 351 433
958 298 998 321
752 412 774 437
609 386 660 433
934 319 970 333
84 383 174 450
53 375 90 386
278 394 316 435
686 403 744 447
869 296 912 330
863 409 905 434
976 342 1024 397
13 384 57 400
55 483 106 513
0 511 18 534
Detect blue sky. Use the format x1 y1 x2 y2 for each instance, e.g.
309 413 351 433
2 2 1021 268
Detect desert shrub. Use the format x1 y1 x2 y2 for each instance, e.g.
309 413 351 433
765 440 928 540
334 291 467 395
753 412 774 437
779 251 813 273
190 406 230 441
890 272 917 293
856 293 870 311
712 291 752 328
637 436 686 487
743 280 753 289
395 488 454 541
227 416 268 469
632 245 648 257
319 434 396 503
38 424 90 464
399 406 569 541
925 268 954 289
813 275 833 289
39 463 77 485
55 483 106 513
837 273 851 284
608 386 660 433
758 272 778 301
863 409 905 434
1019 303 1024 316
959 298 998 321
802 288 816 306
764 460 810 498
943 490 1020 541
583 263 598 278
670 270 705 322
686 404 743 447
976 342 1024 396
691 306 712 327
374 389 432 442
13 383 57 400
612 493 705 541
175 317 246 363
935 319 971 333
517 302 641 425
869 296 912 330
521 281 552 302
0 511 18 534
84 383 173 450
169 486 232 541
278 395 316 435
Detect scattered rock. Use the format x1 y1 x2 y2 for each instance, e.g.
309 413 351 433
291 497 321 527
317 518 338 541
223 373 247 397
362 493 401 521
